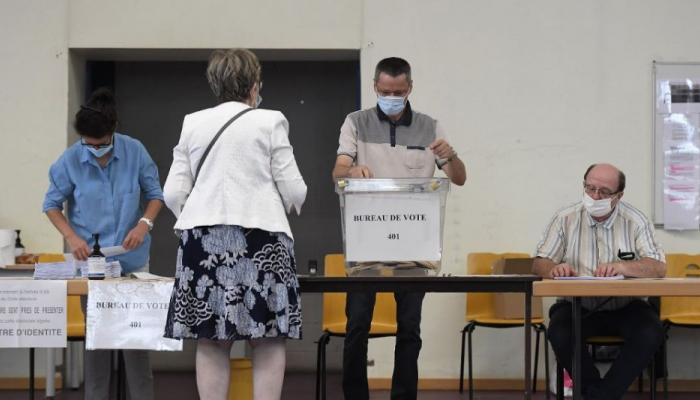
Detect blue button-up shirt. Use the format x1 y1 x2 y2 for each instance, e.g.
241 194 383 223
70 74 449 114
42 133 164 272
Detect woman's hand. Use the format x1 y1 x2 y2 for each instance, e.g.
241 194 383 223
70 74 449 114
66 234 90 261
123 222 149 250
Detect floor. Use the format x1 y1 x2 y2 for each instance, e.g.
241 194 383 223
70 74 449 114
1 372 696 399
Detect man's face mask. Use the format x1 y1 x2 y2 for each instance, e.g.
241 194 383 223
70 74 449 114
582 192 614 217
377 95 406 116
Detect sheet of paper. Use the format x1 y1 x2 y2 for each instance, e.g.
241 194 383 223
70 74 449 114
63 245 128 262
553 275 625 281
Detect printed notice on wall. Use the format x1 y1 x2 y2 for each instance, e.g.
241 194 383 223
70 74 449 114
86 280 182 351
343 192 441 262
663 113 700 230
0 280 67 348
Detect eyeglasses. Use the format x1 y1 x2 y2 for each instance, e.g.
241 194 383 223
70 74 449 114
583 183 619 198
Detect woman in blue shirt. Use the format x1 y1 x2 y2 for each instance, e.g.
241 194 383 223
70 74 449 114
43 88 163 400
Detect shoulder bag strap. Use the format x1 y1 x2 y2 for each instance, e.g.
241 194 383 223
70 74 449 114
194 107 256 184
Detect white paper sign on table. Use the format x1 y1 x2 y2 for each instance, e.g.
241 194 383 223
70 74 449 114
343 192 441 262
86 280 181 351
0 280 67 348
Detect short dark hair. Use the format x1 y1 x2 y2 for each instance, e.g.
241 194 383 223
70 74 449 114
374 57 412 83
74 87 117 139
584 164 626 193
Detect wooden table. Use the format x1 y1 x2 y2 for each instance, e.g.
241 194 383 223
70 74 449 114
13 275 542 400
534 278 700 400
299 275 541 400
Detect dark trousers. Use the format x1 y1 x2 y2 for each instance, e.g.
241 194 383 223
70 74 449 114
548 300 664 400
342 291 425 400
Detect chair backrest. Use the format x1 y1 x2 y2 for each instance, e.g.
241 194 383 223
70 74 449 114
465 252 530 321
322 254 397 335
37 253 85 338
37 253 65 263
660 253 700 321
664 253 700 278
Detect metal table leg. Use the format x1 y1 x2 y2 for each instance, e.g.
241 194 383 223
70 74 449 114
572 298 582 400
29 348 34 400
45 348 55 398
524 284 532 400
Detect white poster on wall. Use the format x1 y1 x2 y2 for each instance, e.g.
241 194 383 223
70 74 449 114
86 280 182 351
0 280 66 348
662 113 700 230
343 192 441 262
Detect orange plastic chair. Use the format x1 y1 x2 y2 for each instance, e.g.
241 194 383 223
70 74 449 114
460 252 548 399
659 253 700 396
315 254 397 400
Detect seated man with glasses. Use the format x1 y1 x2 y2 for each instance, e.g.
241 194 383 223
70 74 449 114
533 163 666 400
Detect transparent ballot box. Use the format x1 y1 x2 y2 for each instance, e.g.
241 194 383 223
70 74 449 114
335 178 450 276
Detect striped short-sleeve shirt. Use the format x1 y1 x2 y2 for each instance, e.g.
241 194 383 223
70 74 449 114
535 201 665 310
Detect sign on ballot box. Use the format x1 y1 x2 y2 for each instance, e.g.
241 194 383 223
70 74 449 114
344 192 441 262
86 280 182 351
0 280 67 348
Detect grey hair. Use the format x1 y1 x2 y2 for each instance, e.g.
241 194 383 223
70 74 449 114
206 49 261 102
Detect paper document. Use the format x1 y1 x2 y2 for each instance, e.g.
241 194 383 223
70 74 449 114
554 275 625 281
63 246 128 262
130 272 171 281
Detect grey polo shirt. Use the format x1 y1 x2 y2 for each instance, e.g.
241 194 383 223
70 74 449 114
337 102 448 178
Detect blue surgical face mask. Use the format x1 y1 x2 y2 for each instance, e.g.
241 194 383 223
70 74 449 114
377 95 406 116
87 145 113 158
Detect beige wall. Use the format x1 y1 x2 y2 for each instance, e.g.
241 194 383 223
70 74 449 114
362 0 700 380
67 0 362 49
2 0 700 383
0 0 68 253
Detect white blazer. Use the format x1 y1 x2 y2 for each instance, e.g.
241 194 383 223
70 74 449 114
163 101 307 239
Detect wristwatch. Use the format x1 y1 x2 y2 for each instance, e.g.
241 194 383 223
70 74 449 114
139 217 154 231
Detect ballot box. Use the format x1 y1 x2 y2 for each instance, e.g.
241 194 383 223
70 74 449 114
335 178 450 276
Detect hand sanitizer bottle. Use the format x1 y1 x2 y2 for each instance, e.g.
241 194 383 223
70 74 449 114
87 233 106 280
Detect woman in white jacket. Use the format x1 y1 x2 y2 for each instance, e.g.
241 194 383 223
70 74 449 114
163 48 307 400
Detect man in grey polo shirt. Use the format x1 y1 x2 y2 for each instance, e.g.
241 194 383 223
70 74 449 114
533 163 665 400
332 57 466 400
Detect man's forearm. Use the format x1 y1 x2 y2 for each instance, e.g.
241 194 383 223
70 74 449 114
620 257 666 278
532 257 555 278
443 157 466 186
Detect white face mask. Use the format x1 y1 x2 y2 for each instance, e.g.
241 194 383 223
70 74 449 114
582 192 613 218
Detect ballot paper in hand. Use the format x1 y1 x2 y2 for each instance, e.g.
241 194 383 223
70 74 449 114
63 246 129 262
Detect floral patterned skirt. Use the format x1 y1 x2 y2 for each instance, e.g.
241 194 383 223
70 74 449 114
163 225 302 340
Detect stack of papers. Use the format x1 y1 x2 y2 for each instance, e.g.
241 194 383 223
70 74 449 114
553 275 625 280
33 261 78 280
106 261 122 278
